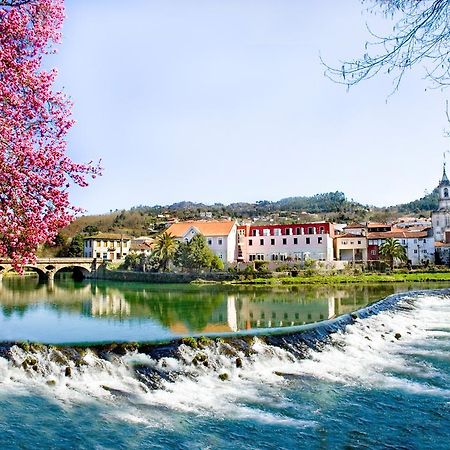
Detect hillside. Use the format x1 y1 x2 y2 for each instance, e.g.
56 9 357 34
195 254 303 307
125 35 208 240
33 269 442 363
55 190 438 245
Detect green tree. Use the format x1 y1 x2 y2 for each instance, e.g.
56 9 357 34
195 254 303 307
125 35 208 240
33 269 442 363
64 234 84 257
152 232 179 271
379 238 407 269
175 234 224 271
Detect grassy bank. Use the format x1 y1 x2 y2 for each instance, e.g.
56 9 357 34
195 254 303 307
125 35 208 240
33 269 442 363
230 271 450 285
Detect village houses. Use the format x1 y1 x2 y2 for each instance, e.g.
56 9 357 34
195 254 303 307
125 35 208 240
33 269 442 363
81 164 450 268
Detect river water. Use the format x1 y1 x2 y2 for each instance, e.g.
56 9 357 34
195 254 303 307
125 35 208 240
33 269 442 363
0 277 449 448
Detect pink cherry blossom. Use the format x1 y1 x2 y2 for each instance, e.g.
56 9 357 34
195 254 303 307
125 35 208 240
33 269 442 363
0 0 101 271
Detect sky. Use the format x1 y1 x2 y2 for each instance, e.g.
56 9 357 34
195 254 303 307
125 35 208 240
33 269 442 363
55 0 450 214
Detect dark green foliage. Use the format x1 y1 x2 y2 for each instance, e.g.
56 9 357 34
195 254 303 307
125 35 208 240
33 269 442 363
395 189 439 213
82 225 99 235
61 234 84 257
175 234 224 271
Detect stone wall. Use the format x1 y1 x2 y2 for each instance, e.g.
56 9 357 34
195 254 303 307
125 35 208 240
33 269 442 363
90 267 238 283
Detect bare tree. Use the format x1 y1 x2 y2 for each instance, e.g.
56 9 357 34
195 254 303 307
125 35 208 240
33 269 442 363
323 1 450 91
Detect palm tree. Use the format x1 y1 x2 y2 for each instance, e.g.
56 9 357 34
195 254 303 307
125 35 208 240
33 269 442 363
379 238 407 270
152 232 178 272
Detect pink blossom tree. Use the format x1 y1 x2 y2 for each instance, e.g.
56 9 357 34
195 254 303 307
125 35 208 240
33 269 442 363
0 0 100 271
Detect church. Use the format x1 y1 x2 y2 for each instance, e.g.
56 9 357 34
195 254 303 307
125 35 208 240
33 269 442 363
432 163 450 263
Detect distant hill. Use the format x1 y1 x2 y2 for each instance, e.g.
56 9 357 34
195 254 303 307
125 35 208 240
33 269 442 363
392 189 439 214
58 189 438 241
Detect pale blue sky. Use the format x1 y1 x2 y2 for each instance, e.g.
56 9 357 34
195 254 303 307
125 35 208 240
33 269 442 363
56 0 448 214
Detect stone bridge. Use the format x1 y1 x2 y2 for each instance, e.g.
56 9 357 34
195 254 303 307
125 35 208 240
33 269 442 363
0 258 101 282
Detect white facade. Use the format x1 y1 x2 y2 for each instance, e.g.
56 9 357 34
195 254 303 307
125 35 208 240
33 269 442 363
397 235 435 265
83 234 131 260
237 223 335 262
432 166 450 242
166 221 237 264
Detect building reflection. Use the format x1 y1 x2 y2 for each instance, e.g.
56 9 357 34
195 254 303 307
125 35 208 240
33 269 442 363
0 277 418 335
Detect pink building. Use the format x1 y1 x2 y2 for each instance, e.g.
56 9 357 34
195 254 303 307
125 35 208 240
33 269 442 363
237 222 335 263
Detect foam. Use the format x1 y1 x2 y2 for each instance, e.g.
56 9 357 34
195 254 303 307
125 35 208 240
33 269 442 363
0 292 449 427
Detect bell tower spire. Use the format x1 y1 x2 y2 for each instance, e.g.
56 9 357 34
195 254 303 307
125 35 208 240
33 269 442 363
438 152 450 210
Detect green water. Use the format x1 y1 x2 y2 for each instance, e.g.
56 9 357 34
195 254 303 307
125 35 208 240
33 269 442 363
1 275 448 344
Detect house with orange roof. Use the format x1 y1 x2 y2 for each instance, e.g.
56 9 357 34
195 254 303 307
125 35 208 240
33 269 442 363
165 220 237 263
367 228 434 266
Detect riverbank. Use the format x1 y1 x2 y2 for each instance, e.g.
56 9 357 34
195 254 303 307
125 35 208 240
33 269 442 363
229 271 450 285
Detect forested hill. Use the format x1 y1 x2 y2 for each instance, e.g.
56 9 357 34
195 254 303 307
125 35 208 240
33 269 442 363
392 189 439 214
59 190 438 241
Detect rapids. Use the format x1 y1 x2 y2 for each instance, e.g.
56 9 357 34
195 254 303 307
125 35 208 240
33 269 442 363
0 290 449 448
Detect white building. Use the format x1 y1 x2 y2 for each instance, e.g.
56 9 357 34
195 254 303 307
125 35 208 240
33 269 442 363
432 165 450 243
165 220 237 263
367 228 434 266
237 222 335 262
83 233 132 260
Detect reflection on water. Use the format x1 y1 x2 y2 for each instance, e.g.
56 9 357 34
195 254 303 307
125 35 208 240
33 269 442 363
0 275 448 344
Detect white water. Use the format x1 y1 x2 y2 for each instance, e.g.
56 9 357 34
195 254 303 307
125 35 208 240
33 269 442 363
1 293 450 427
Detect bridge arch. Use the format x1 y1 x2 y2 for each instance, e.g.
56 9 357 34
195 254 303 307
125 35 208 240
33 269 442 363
54 265 91 281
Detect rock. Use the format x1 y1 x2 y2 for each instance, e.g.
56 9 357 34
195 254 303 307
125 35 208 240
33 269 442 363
235 357 243 368
65 366 72 377
394 333 402 340
46 379 56 386
181 337 198 349
192 352 208 366
218 372 229 381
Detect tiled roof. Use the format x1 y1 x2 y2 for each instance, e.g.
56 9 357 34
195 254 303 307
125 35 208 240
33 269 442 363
367 230 429 239
435 241 450 247
344 223 364 229
84 233 132 240
336 234 367 239
130 242 152 251
165 220 236 237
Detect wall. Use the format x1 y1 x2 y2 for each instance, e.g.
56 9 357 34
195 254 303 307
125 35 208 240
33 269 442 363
91 268 238 283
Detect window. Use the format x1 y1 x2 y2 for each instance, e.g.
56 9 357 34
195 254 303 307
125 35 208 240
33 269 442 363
218 254 223 259
257 254 265 261
414 239 417 244
423 239 426 243
96 252 100 258
249 254 256 261
282 238 287 245
261 312 265 319
252 229 259 236
271 238 275 245
263 229 270 236
306 237 311 244
445 188 449 198
116 253 121 259
319 227 325 234
208 239 213 245
371 250 376 255
296 227 301 235
272 312 276 319
318 237 323 244
295 313 299 320
249 239 253 246
414 249 418 254
286 228 292 236
218 239 223 245
358 240 361 245
260 239 264 245
293 238 298 245
274 229 281 236
308 227 314 234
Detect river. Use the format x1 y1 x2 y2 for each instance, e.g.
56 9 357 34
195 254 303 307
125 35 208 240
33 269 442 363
0 277 449 449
